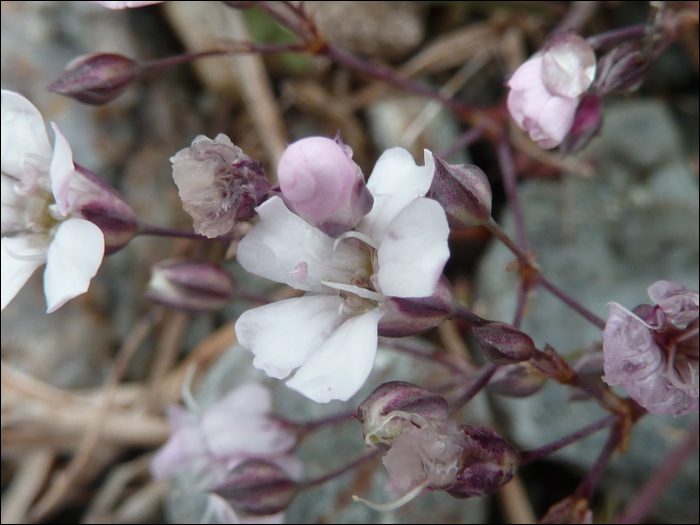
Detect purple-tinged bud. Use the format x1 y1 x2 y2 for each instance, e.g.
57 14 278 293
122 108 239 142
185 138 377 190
541 495 593 524
378 275 455 337
144 259 234 312
171 134 271 238
593 42 649 96
561 95 602 154
211 459 297 517
488 363 546 398
425 158 492 230
70 164 137 254
472 322 536 365
48 53 137 105
541 34 597 98
356 381 448 449
446 425 519 499
277 136 373 238
531 344 576 383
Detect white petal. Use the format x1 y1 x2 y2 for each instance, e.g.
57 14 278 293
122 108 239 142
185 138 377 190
150 423 208 480
44 218 104 313
1 90 52 180
235 294 344 379
377 197 450 298
1 234 49 310
286 307 385 403
237 197 366 292
2 174 27 234
49 123 75 216
357 148 435 241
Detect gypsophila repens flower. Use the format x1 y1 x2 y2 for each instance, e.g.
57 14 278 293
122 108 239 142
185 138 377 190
603 280 699 416
235 140 450 403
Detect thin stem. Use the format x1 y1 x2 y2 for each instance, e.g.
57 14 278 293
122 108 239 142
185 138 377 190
535 274 606 331
575 427 621 500
615 421 699 524
484 217 530 265
551 1 600 36
136 223 233 243
448 363 498 415
436 124 487 160
587 23 648 49
496 139 528 250
379 337 474 375
452 303 488 327
512 274 529 329
519 414 619 464
290 411 356 434
298 449 382 489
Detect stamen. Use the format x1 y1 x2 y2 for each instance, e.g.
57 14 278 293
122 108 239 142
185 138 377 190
364 410 426 446
333 230 379 251
352 478 430 511
322 280 384 302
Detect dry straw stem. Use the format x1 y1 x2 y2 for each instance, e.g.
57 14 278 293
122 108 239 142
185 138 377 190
0 448 54 524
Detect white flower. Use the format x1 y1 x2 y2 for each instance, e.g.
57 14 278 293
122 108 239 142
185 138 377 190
235 147 450 403
1 90 104 312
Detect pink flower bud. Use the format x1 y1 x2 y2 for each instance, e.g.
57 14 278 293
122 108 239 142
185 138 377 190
560 95 603 154
278 136 373 237
48 53 137 106
211 459 298 517
593 41 650 95
541 34 597 99
356 381 449 449
70 164 137 254
426 158 492 230
472 322 536 365
378 275 455 337
488 363 546 398
144 259 235 312
171 134 271 238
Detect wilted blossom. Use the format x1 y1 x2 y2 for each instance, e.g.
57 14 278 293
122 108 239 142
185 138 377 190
1 90 136 312
235 143 450 403
151 382 302 523
170 133 271 238
603 281 699 416
507 34 597 149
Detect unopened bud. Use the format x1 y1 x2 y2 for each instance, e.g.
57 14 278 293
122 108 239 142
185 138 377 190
488 363 546 397
426 158 492 230
71 165 137 254
212 459 297 517
48 53 137 105
171 134 271 238
357 381 448 449
446 425 519 499
541 34 597 98
144 259 234 311
531 344 576 383
472 322 536 364
593 42 649 95
560 94 602 154
378 275 455 337
278 135 373 237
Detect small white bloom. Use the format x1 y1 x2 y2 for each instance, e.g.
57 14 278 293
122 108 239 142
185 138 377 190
235 147 450 403
1 90 104 312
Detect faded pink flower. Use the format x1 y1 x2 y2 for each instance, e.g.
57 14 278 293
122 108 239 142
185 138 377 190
151 382 302 523
278 136 373 237
1 90 108 312
507 34 596 149
235 146 450 403
603 281 699 416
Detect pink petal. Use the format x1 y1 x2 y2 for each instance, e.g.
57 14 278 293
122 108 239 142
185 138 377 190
534 95 578 148
286 307 385 403
1 90 52 181
357 148 435 241
377 197 450 298
236 197 366 292
235 295 344 379
92 1 162 8
49 123 76 216
150 422 208 480
44 218 104 313
647 280 699 328
1 235 49 310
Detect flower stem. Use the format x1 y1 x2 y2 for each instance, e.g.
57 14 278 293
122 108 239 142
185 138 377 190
535 274 606 330
135 223 233 242
496 139 528 251
292 411 356 435
379 337 474 375
436 124 488 160
615 421 699 524
448 363 499 416
575 427 622 500
586 23 648 49
518 414 619 464
452 303 488 327
298 449 382 489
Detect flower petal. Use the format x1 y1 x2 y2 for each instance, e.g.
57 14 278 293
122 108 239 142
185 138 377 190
235 294 344 379
357 148 435 241
49 123 76 216
286 307 385 403
1 90 52 181
377 197 450 298
44 218 104 313
237 196 366 292
647 280 699 328
150 422 208 480
1 234 49 310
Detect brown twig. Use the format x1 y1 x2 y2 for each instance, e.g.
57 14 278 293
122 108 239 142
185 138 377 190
1 448 54 524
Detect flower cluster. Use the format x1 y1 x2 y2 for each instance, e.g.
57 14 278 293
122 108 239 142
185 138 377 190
235 137 451 403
